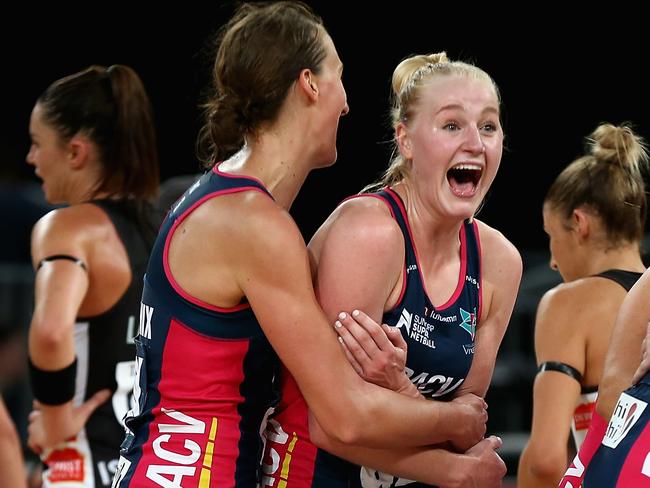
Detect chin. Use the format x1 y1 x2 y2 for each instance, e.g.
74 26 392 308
315 149 338 169
446 201 479 221
43 192 65 205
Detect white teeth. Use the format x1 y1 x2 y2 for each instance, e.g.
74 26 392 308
451 163 482 171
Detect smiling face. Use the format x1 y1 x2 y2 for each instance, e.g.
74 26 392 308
26 103 71 204
399 74 503 220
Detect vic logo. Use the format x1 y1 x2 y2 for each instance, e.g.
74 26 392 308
396 308 412 334
459 308 476 340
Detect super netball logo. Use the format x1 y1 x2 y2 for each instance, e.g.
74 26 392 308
603 392 648 448
395 308 436 349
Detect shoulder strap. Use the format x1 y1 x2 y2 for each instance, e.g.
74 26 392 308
593 269 643 292
89 200 154 269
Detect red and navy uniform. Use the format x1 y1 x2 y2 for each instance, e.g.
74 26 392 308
582 372 650 487
114 166 280 488
262 187 482 488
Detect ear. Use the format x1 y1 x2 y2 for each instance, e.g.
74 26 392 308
395 122 413 160
66 134 91 170
572 208 591 239
298 68 318 103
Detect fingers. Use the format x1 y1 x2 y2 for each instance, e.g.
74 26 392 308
338 310 396 352
633 322 650 384
633 364 647 385
485 434 503 450
451 394 489 450
633 323 650 383
337 336 364 377
77 389 112 420
27 421 43 455
454 392 487 410
335 311 410 389
27 438 42 456
383 324 407 351
465 435 502 455
633 365 644 385
28 410 42 422
335 315 372 365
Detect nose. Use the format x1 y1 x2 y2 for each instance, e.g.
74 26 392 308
26 145 35 166
341 100 349 117
464 125 485 154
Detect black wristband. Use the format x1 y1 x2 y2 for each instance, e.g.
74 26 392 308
28 357 77 405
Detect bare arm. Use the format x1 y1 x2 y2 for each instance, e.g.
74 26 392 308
228 195 485 448
557 271 650 487
313 216 516 482
633 323 650 384
518 287 585 487
0 397 26 488
295 198 487 482
312 199 418 395
309 414 506 488
597 268 650 418
456 222 521 398
27 209 110 452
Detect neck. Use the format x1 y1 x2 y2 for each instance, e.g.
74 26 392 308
392 182 463 263
63 155 114 205
219 122 320 210
65 176 112 205
583 242 645 276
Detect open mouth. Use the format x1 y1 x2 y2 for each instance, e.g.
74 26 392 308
446 163 483 197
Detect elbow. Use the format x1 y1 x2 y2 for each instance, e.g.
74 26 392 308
308 427 328 450
330 422 363 445
310 401 368 445
315 414 364 445
29 319 71 355
308 414 337 450
526 454 567 483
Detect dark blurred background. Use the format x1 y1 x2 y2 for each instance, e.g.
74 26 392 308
2 2 649 482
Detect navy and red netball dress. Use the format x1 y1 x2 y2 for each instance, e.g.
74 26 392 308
114 166 280 488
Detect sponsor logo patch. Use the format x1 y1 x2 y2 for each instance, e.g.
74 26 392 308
603 392 647 448
44 446 85 483
459 307 476 340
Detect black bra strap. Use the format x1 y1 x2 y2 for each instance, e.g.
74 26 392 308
538 361 583 383
36 255 87 272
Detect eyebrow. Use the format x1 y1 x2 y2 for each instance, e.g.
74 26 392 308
436 104 500 116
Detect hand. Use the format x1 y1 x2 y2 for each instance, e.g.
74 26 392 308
452 436 506 488
448 393 488 451
27 389 111 454
335 310 416 395
632 322 650 384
